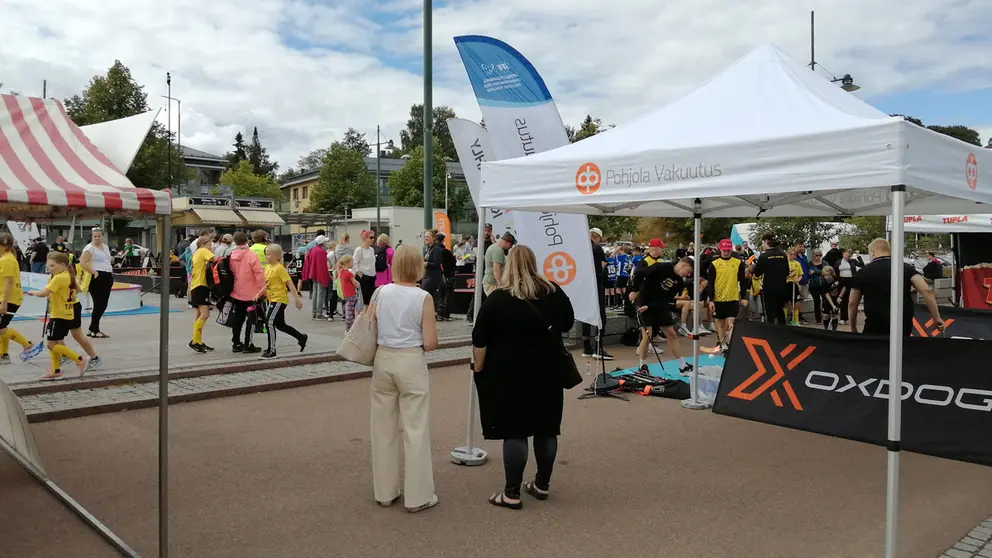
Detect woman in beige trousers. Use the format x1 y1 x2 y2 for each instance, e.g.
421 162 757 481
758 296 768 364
368 244 439 512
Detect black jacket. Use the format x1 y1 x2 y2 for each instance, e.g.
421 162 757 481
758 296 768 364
752 247 790 293
423 244 444 288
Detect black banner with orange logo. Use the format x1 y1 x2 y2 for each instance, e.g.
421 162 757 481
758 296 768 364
912 304 992 340
713 321 992 467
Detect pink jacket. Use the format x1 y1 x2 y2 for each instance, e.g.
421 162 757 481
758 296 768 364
302 245 331 287
229 246 265 302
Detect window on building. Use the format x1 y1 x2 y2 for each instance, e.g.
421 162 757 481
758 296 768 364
293 188 299 200
302 186 308 199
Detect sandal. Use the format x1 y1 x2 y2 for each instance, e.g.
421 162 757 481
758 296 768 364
88 332 110 339
488 492 522 510
405 495 438 513
39 371 64 381
524 481 549 501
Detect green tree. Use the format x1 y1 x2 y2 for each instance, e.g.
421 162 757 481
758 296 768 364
838 216 886 252
891 115 981 146
573 115 604 141
309 142 376 214
751 217 835 248
589 216 639 240
341 128 371 157
65 60 189 190
247 127 278 176
399 104 458 160
635 217 737 246
225 132 248 168
219 160 281 199
388 139 470 223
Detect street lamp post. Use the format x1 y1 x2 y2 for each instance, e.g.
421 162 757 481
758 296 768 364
423 0 433 230
160 95 183 189
376 125 381 235
809 10 860 92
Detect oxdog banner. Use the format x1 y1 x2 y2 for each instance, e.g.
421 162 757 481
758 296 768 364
714 321 992 467
912 303 992 339
454 35 601 328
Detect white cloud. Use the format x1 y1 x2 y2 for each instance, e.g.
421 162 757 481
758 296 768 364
2 0 989 169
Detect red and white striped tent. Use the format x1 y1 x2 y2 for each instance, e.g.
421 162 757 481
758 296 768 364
0 94 172 219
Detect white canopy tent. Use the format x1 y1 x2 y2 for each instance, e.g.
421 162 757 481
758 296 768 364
478 44 992 558
888 214 992 234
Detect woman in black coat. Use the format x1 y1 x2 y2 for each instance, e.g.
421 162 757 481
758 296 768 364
472 244 575 510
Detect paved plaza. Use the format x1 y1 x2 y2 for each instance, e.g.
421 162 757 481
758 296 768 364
0 301 473 386
5 352 992 557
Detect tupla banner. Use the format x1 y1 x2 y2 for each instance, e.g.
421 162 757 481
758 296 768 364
446 118 514 238
714 321 992 467
453 35 601 328
911 303 992 339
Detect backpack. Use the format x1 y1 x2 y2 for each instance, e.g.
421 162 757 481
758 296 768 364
208 256 235 300
374 246 388 272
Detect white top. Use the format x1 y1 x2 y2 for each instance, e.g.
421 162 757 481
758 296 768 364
353 246 376 277
838 258 853 278
326 250 336 270
375 284 428 349
83 242 113 273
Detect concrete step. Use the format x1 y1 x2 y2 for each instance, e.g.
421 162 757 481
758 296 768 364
18 346 472 423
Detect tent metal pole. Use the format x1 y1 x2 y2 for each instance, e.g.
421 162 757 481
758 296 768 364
682 202 708 410
450 211 488 466
0 438 139 557
884 185 906 558
950 233 958 306
158 214 172 557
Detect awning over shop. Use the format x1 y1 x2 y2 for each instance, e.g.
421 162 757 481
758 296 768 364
237 208 286 226
189 207 245 225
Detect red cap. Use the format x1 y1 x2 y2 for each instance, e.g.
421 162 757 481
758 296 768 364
718 238 733 251
649 239 664 248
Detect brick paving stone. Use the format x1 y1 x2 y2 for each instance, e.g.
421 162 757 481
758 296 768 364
964 538 987 547
19 346 470 420
944 549 976 558
978 548 992 558
956 542 980 552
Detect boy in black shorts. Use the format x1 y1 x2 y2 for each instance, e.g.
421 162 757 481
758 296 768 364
630 258 695 375
706 239 749 352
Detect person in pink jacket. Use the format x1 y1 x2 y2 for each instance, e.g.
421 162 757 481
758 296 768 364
302 236 332 320
374 234 394 287
228 231 266 354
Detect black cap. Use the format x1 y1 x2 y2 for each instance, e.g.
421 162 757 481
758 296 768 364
500 232 516 245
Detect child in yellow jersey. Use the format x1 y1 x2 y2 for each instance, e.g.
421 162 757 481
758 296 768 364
0 233 34 363
787 248 804 325
256 244 306 359
27 253 90 379
188 228 217 354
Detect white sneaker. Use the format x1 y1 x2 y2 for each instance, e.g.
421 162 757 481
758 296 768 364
839 320 848 325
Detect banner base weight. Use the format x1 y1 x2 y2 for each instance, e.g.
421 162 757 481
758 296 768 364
450 447 488 466
681 399 712 410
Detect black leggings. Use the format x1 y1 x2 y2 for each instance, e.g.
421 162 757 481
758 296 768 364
359 275 376 306
503 436 558 499
229 299 256 347
809 286 825 323
88 271 114 333
762 290 788 325
264 302 304 352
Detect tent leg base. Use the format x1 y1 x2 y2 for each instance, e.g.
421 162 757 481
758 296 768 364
450 447 488 466
681 399 712 410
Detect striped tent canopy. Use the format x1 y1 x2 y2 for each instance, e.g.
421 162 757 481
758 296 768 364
0 94 172 219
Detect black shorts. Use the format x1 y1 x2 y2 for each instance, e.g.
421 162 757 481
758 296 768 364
605 281 616 290
615 276 628 289
714 301 740 320
46 318 71 341
637 308 675 329
191 286 211 307
0 302 20 328
71 302 83 330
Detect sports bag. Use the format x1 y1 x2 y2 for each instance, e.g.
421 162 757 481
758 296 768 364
374 246 388 272
208 256 235 300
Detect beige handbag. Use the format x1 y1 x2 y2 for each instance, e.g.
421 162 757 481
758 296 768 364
336 287 381 365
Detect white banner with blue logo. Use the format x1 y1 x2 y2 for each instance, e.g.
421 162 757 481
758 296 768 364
454 35 601 327
446 118 514 238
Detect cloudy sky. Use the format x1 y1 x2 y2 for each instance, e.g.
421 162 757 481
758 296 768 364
3 0 990 170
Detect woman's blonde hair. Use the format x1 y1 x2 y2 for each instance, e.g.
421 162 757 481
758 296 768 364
265 244 283 258
377 234 389 246
337 254 353 269
391 244 424 283
500 244 555 300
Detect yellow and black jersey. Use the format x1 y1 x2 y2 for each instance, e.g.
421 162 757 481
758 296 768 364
706 256 747 302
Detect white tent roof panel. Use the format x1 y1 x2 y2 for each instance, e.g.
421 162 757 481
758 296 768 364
479 44 992 218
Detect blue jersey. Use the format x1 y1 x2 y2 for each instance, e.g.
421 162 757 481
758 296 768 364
631 255 645 272
616 254 631 277
605 256 618 282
